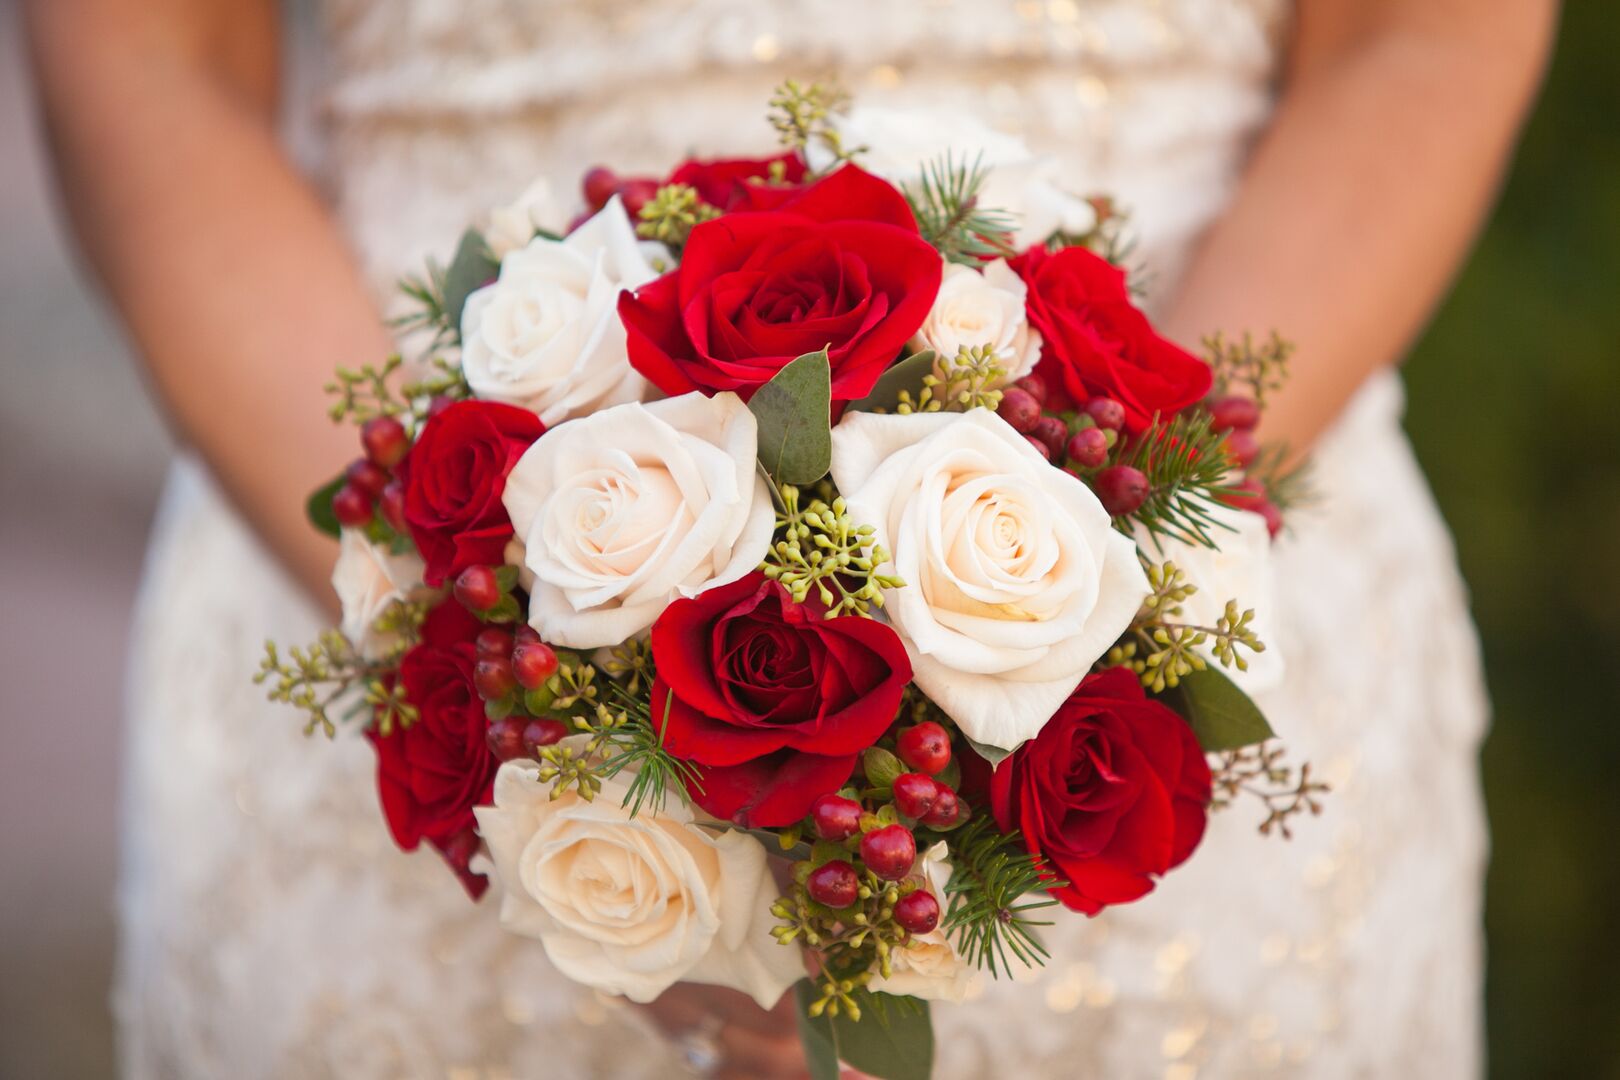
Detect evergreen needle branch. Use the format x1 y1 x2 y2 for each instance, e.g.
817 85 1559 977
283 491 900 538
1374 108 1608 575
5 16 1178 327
941 817 1061 978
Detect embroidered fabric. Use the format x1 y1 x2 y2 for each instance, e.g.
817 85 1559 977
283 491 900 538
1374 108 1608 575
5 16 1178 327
116 2 1487 1075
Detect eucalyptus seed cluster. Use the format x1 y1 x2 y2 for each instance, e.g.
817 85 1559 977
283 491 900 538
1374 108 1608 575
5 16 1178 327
1107 560 1266 691
598 637 655 695
767 78 855 168
771 864 915 1020
895 344 1007 415
254 631 414 738
532 696 630 803
635 183 720 249
760 484 905 617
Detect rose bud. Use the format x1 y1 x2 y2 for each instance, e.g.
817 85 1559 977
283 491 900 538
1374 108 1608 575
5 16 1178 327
811 794 864 841
454 565 502 612
1084 396 1126 432
473 656 517 701
807 860 860 909
892 773 940 820
1093 465 1149 516
1209 395 1260 432
896 722 951 776
859 824 917 881
996 387 1042 434
485 717 527 761
361 415 410 468
331 483 373 528
521 718 569 756
921 786 962 829
1031 415 1069 461
893 889 941 934
1066 426 1110 469
512 642 559 689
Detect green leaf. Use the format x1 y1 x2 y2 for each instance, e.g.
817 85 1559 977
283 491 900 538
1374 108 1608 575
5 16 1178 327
862 746 904 788
845 349 936 414
1168 667 1275 752
442 228 500 339
493 564 521 593
748 350 833 484
306 474 346 539
963 734 1012 769
793 982 934 1080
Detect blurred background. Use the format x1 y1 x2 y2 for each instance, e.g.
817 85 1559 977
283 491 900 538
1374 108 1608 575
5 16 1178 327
0 2 1615 1077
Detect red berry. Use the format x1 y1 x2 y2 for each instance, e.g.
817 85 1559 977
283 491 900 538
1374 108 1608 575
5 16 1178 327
331 483 373 528
892 773 939 820
521 718 569 755
513 625 541 647
1222 477 1268 513
1224 428 1260 469
474 656 517 701
811 794 863 841
896 722 951 776
1031 415 1069 461
893 889 941 934
1252 498 1285 538
996 387 1042 434
807 860 860 909
486 717 527 761
921 787 961 829
379 480 408 533
617 179 660 218
475 628 515 659
454 565 502 612
582 166 620 211
1093 465 1149 516
345 458 390 499
1013 373 1048 404
1084 397 1126 432
1024 434 1052 460
1066 426 1110 469
360 416 410 468
1209 395 1260 432
512 642 559 689
859 824 917 881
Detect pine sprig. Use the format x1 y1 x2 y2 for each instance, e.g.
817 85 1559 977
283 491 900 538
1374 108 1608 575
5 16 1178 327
1114 410 1242 548
903 154 1018 266
597 686 703 818
941 816 1060 978
1245 440 1315 517
395 263 456 351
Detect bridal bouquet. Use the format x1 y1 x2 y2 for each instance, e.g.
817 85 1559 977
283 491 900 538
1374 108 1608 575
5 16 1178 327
259 81 1322 1079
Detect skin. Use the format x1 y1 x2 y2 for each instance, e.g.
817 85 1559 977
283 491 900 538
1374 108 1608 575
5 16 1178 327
25 0 1556 1074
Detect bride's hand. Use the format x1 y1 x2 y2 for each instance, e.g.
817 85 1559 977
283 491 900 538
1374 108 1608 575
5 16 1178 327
638 984 810 1080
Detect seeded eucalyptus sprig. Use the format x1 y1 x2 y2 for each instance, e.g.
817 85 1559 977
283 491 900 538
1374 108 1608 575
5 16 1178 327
254 631 415 738
635 183 721 250
894 344 1007 414
1105 559 1266 691
760 483 905 617
1209 741 1331 838
1205 330 1295 408
768 78 857 172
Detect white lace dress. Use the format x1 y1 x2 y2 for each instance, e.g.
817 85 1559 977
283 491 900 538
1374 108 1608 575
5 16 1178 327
116 1 1490 1076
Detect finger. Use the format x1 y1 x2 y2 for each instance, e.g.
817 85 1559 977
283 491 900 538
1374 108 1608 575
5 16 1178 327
718 1023 809 1079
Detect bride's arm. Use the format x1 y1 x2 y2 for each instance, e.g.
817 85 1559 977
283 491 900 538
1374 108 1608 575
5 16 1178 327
25 0 390 607
1162 0 1558 456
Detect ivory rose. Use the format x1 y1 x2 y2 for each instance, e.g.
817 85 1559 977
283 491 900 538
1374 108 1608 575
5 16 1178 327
501 391 774 649
331 527 428 659
461 196 665 426
484 177 564 259
914 259 1040 385
474 755 801 1007
830 409 1149 750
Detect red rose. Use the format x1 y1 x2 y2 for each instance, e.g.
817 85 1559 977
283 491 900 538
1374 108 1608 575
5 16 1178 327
1011 245 1211 432
990 667 1211 915
368 600 497 898
400 400 544 586
619 164 943 404
651 573 912 827
667 152 807 210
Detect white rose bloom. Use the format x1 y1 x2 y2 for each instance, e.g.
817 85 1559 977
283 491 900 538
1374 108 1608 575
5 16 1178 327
475 756 802 1008
484 177 564 259
502 391 774 649
460 196 665 427
914 260 1040 385
870 843 987 1003
810 105 1100 248
331 528 427 659
831 409 1149 751
1135 503 1285 694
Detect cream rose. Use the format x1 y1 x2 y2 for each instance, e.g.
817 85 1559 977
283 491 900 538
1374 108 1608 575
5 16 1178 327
1136 503 1284 694
914 260 1040 385
810 105 1100 248
331 528 428 659
830 409 1149 751
501 391 774 649
460 196 665 426
474 756 802 1007
484 177 564 259
869 843 985 1003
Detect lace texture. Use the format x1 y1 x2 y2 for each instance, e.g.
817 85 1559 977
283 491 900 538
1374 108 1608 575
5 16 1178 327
117 2 1487 1076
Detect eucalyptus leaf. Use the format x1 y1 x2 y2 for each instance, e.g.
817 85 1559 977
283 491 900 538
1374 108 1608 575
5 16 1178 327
748 350 833 484
305 474 346 539
845 349 936 414
793 982 934 1080
442 228 500 339
1168 667 1275 752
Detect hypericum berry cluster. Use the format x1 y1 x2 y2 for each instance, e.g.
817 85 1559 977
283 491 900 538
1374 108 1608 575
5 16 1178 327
994 377 1153 518
470 623 587 752
580 166 660 223
331 416 410 531
1207 393 1285 537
